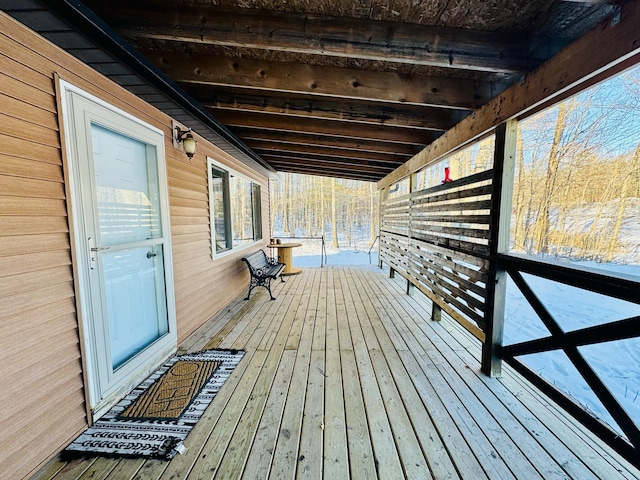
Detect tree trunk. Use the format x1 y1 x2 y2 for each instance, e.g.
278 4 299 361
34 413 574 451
369 182 376 244
512 122 525 251
606 143 640 261
534 101 567 254
282 173 289 234
331 177 339 248
320 178 326 239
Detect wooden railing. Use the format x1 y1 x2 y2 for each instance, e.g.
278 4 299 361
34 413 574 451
380 166 640 470
498 253 640 469
380 170 493 341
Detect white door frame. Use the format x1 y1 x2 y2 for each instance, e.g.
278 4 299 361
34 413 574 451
59 80 177 418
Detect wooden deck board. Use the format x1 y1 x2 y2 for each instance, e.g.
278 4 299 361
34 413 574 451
241 349 296 479
323 273 349 480
344 271 405 479
335 269 373 479
269 269 320 480
38 266 640 480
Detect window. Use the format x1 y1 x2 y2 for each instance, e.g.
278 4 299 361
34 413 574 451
208 158 263 255
209 165 232 253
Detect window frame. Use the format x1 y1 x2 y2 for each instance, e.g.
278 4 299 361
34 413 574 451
207 157 264 258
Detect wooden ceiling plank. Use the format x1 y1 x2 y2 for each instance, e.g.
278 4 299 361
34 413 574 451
216 111 438 145
233 128 423 156
264 157 391 179
207 104 448 131
246 140 409 163
197 90 468 131
379 0 640 188
261 154 396 173
147 51 500 109
253 147 405 167
108 4 565 73
270 164 380 181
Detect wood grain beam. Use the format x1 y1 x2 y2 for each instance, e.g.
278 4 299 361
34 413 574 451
268 162 380 181
379 0 640 188
233 128 424 156
247 140 408 164
146 51 501 109
253 149 404 169
262 155 392 180
214 110 440 145
107 4 566 74
261 153 396 173
184 88 468 131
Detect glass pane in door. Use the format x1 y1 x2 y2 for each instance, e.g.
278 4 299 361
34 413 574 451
103 246 169 368
92 124 162 246
91 123 169 369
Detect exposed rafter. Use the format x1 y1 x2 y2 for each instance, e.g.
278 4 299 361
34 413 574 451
212 111 439 145
246 140 410 164
233 129 424 156
145 51 503 109
183 88 470 131
110 5 569 74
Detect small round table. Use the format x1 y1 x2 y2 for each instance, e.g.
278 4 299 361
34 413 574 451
268 242 303 275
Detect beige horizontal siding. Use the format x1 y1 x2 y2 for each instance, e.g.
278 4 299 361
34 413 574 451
0 11 270 478
0 13 84 480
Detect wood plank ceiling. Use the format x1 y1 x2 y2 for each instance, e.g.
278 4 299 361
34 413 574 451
79 0 619 182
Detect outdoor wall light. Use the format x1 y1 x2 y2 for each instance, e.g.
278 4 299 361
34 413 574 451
175 126 197 159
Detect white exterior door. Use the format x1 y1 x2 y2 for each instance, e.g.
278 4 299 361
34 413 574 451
60 82 177 417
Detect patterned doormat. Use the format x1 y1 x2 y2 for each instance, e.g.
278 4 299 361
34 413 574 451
64 349 244 460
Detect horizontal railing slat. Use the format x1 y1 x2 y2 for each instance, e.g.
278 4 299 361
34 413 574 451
380 169 494 337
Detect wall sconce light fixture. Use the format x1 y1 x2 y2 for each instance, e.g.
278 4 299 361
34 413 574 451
174 126 197 159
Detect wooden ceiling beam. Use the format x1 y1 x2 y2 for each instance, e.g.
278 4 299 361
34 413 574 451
233 128 423 156
109 4 565 74
215 111 439 145
146 51 501 109
246 140 409 163
195 92 464 131
261 153 396 173
270 163 380 181
184 88 469 131
252 147 405 167
262 155 393 178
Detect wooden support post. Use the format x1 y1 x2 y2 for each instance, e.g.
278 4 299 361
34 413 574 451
431 302 442 322
406 279 414 295
404 172 417 295
378 187 386 269
482 120 517 377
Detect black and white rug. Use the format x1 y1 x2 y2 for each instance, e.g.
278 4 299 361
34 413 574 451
64 349 245 460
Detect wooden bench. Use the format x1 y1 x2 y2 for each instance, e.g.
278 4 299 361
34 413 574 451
241 250 286 300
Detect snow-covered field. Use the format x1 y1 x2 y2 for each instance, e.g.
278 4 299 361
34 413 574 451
285 237 639 438
293 244 378 267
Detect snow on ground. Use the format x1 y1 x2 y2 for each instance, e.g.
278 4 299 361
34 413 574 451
284 238 640 438
294 246 378 267
271 230 378 267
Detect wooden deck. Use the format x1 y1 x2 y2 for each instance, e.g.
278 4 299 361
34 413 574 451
34 266 640 479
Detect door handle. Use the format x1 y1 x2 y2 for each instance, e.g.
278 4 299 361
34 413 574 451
147 251 157 258
88 237 109 270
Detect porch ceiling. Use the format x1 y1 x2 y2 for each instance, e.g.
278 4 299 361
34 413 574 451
4 0 624 181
